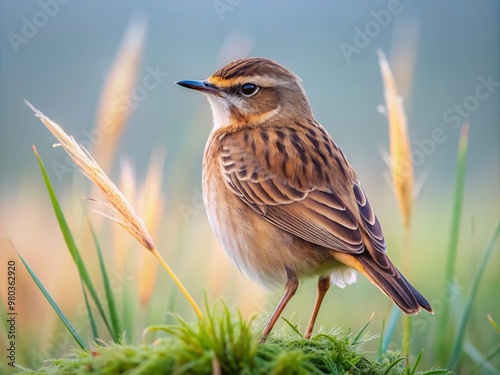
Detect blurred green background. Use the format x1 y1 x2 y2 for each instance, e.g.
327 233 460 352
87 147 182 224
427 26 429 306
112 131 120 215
0 0 498 372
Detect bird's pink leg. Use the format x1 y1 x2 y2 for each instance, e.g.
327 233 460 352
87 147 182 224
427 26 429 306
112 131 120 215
260 268 299 343
305 274 331 339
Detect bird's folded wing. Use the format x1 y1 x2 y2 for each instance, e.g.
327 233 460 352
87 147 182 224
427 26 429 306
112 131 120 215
218 130 392 270
352 181 387 254
266 191 365 253
220 143 366 254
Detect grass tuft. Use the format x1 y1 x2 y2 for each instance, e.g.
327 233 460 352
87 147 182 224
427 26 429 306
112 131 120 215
33 146 115 339
14 245 86 350
18 303 450 375
378 49 414 230
27 101 203 319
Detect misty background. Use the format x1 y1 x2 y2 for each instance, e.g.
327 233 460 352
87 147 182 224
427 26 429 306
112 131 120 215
0 0 498 370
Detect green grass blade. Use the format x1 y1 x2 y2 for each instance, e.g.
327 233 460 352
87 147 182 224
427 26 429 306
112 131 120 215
448 221 500 369
436 123 470 358
34 148 114 337
402 315 412 363
383 357 406 375
471 343 500 374
281 317 302 338
377 318 385 362
463 341 500 375
408 349 423 375
352 312 374 345
81 280 99 340
487 314 500 335
382 306 401 353
444 123 470 283
15 249 86 349
123 285 136 343
87 217 121 341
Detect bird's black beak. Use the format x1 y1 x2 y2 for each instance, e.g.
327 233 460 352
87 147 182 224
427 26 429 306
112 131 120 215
175 80 223 96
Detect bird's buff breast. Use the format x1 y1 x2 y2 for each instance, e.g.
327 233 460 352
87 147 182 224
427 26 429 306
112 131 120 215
202 154 338 290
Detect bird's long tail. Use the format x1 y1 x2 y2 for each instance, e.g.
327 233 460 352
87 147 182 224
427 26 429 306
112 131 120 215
333 252 433 315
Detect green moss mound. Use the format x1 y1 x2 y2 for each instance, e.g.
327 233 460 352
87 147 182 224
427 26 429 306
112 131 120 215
18 337 396 375
18 304 450 375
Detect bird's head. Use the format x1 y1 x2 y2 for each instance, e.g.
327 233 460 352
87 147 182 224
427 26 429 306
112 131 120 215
176 57 313 130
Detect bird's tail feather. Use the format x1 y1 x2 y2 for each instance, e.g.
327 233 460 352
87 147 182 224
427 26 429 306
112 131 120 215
333 252 433 315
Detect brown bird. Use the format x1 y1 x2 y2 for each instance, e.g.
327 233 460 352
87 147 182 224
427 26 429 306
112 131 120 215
176 57 433 341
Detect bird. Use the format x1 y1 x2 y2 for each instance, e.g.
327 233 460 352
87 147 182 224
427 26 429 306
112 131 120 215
176 57 433 341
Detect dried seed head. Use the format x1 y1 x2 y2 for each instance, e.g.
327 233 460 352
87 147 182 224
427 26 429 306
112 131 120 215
27 101 203 318
26 101 155 251
93 19 146 173
378 50 414 229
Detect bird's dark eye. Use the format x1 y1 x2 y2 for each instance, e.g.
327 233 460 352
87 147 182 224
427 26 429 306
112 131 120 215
240 83 259 97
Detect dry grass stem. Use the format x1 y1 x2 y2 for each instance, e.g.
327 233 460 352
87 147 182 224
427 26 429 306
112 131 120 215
93 19 146 173
378 50 416 363
390 16 420 102
27 101 203 318
378 50 414 229
26 101 154 251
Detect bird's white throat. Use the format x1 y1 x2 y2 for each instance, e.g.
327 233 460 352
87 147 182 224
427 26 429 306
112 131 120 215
206 94 281 131
206 95 235 131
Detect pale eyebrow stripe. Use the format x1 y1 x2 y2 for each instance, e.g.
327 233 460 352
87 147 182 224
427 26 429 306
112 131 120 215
208 75 293 88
